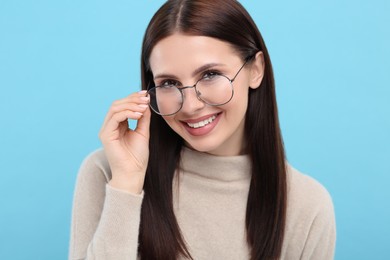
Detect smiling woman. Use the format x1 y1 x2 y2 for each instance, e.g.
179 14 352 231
69 0 336 259
149 34 261 155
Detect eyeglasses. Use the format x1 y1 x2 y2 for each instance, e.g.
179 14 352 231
147 60 249 116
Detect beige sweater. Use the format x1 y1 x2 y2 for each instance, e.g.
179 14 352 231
69 147 336 260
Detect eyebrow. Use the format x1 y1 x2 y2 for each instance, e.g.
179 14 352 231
153 63 224 80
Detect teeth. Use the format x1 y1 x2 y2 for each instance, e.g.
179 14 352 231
187 115 216 129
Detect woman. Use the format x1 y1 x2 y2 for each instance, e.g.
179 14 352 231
69 1 336 259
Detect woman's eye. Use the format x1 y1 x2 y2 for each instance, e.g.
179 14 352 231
160 80 179 88
202 71 220 80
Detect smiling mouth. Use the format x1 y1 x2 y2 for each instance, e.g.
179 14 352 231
186 115 217 129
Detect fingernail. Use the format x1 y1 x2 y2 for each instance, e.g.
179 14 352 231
134 112 143 116
138 104 148 108
138 90 147 94
140 96 149 101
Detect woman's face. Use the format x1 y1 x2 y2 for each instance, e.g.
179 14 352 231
149 33 264 156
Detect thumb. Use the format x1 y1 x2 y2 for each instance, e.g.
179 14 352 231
135 107 151 139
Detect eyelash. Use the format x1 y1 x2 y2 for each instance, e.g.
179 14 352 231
158 70 222 87
160 79 179 87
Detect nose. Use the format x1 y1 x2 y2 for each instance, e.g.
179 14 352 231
180 85 205 113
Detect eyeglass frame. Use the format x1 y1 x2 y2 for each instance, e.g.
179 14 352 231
147 56 253 116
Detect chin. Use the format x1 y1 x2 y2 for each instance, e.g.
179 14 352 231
184 140 222 154
184 138 240 156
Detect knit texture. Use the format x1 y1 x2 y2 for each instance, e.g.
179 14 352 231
69 148 336 259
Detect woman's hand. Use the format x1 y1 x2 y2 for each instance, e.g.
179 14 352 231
99 90 151 194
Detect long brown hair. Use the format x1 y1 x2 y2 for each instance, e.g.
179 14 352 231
139 1 287 259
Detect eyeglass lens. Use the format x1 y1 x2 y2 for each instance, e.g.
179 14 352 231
148 74 233 116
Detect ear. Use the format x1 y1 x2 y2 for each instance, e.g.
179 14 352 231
249 51 265 89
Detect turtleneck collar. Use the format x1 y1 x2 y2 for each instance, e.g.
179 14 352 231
179 147 252 182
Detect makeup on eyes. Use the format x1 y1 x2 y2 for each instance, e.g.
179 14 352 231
154 64 228 87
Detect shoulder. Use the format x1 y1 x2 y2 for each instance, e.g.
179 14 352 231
287 164 333 210
285 164 335 223
283 165 336 260
76 148 112 184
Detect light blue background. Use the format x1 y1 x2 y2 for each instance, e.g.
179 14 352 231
0 0 389 259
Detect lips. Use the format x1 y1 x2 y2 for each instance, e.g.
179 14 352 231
186 115 217 128
180 113 221 136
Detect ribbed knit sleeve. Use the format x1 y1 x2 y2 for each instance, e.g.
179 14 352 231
69 150 144 260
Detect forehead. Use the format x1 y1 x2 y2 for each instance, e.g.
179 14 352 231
149 33 241 75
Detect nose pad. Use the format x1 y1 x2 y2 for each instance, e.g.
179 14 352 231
181 86 205 113
195 89 203 99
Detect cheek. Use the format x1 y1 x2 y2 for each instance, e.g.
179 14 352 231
229 84 250 113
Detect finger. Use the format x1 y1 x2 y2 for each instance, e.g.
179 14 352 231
102 101 149 128
100 110 143 139
135 106 151 139
106 92 149 114
111 91 149 106
104 103 148 123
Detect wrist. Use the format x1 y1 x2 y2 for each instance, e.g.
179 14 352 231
108 175 145 195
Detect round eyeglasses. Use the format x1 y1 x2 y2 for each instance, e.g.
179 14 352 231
147 60 249 116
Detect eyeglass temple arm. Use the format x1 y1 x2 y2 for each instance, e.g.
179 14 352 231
230 55 254 83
